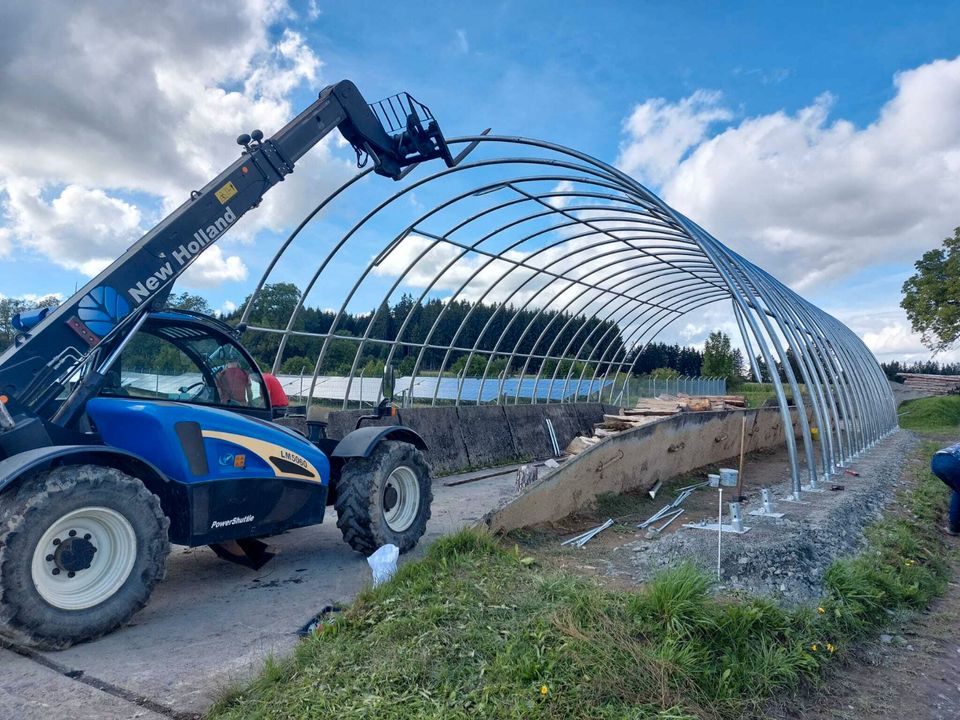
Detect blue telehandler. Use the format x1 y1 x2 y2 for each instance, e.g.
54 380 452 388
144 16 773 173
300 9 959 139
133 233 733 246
0 81 455 648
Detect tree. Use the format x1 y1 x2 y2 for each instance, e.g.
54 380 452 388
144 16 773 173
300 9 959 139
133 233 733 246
702 331 734 378
279 355 314 374
648 367 679 379
731 348 745 376
242 282 302 327
451 354 508 377
902 226 960 351
164 292 210 314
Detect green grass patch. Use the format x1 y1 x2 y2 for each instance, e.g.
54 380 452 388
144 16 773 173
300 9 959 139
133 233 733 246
898 395 960 431
737 382 808 409
210 442 954 720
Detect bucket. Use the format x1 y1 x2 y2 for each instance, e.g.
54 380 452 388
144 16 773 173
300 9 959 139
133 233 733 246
719 468 738 487
708 473 720 488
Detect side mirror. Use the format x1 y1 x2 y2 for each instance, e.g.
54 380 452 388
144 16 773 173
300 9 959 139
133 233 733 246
381 364 396 401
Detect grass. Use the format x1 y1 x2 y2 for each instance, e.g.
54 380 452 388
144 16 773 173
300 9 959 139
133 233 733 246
209 442 954 720
736 382 809 409
898 394 960 431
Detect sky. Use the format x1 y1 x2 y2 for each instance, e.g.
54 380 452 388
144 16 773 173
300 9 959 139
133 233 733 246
1 0 959 362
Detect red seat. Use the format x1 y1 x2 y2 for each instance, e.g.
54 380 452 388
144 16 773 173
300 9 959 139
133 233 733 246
262 373 289 408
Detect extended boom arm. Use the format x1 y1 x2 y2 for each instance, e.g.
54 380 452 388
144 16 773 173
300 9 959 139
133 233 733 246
0 81 453 413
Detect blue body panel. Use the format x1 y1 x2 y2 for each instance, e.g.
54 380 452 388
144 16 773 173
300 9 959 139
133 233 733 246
86 398 329 486
85 398 331 545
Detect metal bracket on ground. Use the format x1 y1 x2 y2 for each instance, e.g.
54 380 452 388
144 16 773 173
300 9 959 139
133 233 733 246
749 488 785 519
683 501 751 534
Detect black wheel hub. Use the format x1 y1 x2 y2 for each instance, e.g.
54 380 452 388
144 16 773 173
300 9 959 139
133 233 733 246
383 484 398 512
54 536 97 573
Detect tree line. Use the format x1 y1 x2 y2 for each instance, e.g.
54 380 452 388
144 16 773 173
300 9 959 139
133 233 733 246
234 283 635 377
0 288 745 383
880 360 960 382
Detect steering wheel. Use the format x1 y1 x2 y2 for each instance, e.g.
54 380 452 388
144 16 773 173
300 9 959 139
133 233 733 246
178 380 209 401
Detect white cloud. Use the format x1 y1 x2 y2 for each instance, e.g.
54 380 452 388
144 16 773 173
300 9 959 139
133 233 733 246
219 300 238 316
181 246 248 288
618 90 732 185
455 29 469 54
618 58 960 291
0 291 64 303
0 1 349 286
2 182 144 275
0 228 12 258
833 306 960 363
616 56 960 360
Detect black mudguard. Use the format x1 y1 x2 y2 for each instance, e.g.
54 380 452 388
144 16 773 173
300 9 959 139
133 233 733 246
331 425 427 459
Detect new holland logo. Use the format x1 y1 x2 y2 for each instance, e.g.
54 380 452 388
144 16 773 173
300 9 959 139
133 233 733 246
128 206 237 304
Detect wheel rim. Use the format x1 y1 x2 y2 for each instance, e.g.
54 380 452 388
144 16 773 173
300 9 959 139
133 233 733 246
382 465 420 532
31 507 138 610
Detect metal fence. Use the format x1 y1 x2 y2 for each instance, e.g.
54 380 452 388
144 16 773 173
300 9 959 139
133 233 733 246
626 375 727 399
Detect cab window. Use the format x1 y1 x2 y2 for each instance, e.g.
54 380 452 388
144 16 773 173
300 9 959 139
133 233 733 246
102 325 266 409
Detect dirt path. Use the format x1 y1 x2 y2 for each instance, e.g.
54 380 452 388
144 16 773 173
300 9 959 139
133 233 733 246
775 559 960 720
774 432 960 720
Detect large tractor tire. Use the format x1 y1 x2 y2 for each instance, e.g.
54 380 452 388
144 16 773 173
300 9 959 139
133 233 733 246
0 464 169 649
335 440 432 555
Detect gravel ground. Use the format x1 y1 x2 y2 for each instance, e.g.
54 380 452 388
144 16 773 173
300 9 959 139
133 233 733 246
628 430 919 604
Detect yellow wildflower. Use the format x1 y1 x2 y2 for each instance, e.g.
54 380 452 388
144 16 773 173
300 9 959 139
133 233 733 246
810 644 818 652
826 643 835 653
817 607 825 615
540 685 549 696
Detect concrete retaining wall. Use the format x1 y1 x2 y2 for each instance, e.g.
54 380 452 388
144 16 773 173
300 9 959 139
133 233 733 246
483 407 803 533
279 403 610 476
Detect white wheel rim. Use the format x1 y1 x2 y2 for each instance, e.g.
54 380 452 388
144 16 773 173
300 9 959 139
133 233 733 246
382 465 420 532
30 507 137 610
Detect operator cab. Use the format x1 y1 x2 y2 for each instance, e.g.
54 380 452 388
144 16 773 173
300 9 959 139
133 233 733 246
98 312 272 420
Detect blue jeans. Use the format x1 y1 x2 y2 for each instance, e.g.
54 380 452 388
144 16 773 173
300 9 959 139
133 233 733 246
931 452 960 530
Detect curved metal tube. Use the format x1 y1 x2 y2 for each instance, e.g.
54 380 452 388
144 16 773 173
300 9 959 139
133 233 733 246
234 134 895 492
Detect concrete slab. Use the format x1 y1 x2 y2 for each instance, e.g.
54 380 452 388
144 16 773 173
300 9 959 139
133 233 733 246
399 406 469 475
457 405 520 467
503 404 555 460
0 471 517 719
572 402 605 436
0 647 168 720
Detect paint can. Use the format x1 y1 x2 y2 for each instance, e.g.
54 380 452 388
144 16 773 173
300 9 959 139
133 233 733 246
708 473 721 488
719 468 738 487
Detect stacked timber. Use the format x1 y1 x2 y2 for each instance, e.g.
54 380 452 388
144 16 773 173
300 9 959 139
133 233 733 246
899 373 960 395
563 392 747 456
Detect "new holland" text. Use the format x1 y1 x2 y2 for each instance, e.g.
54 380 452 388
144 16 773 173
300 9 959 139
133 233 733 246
128 206 237 304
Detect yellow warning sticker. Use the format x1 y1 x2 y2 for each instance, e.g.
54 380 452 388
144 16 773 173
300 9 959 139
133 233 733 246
215 181 238 204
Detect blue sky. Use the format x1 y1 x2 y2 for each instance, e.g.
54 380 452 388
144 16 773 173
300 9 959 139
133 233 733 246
2 1 959 360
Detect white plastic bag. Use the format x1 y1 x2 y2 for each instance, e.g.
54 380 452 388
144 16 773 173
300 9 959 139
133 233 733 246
367 544 399 587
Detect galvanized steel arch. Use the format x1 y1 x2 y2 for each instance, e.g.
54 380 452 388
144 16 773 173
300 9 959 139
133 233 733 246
241 134 897 495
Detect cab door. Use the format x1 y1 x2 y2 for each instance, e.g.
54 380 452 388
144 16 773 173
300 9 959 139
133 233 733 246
99 317 271 420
